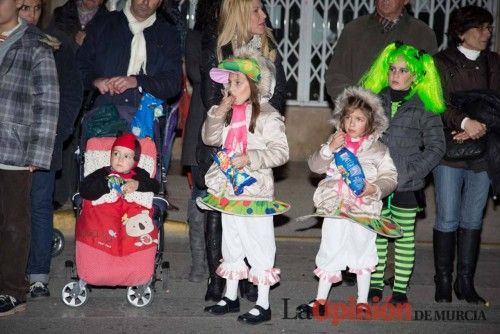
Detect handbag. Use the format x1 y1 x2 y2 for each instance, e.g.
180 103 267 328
444 130 486 161
444 55 491 161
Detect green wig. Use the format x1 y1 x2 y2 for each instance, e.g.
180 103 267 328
359 42 445 113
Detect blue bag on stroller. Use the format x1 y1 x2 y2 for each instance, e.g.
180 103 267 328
131 93 164 139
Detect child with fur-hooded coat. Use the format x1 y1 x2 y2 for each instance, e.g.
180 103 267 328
310 87 398 220
297 87 397 316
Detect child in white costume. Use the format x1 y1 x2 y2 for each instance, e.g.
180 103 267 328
198 47 289 325
297 87 398 317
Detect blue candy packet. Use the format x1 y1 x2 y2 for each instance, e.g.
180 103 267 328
131 93 164 138
334 147 366 197
213 149 257 196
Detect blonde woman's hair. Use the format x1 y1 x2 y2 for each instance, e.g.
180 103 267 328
217 0 276 62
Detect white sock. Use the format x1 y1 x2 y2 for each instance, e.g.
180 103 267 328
249 285 270 315
217 279 238 306
314 278 332 305
356 272 371 304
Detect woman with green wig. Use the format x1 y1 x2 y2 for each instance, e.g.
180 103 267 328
359 41 446 305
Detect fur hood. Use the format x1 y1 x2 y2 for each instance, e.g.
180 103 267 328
331 86 388 139
232 44 276 103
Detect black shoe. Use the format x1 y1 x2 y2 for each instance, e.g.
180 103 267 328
29 282 50 298
342 270 356 286
390 292 408 305
454 277 487 305
237 305 271 325
296 300 326 317
204 297 240 315
0 295 26 317
239 280 258 302
368 289 383 303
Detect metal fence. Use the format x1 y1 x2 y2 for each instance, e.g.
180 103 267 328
187 0 497 106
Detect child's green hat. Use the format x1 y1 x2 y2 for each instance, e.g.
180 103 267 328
210 58 261 83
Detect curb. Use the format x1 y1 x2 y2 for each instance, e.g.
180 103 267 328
54 209 188 236
53 209 500 248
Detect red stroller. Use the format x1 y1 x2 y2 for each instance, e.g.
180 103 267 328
61 137 168 308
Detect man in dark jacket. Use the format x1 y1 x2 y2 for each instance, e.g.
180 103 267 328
0 0 59 316
325 0 438 100
76 0 182 109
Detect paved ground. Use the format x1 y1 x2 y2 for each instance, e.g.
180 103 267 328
2 161 499 333
1 234 499 334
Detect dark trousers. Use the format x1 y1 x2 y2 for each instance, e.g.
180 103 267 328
27 170 56 282
0 170 32 302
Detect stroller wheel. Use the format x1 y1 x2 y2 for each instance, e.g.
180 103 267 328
126 285 154 307
52 229 65 257
61 281 88 307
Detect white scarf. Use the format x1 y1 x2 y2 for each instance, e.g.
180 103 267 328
458 45 480 61
123 0 156 75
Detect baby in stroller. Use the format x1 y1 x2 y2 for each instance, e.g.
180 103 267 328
79 132 159 204
62 132 165 307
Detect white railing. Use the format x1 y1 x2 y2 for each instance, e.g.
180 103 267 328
187 0 497 106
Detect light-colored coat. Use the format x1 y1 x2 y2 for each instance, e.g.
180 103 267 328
202 103 289 201
308 87 397 218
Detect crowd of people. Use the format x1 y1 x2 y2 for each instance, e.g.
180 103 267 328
0 0 498 326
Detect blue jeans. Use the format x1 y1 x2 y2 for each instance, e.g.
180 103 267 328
433 165 490 232
26 170 56 283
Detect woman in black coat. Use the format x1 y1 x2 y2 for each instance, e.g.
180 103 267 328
180 0 222 285
432 5 500 306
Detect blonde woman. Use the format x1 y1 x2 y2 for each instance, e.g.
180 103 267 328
198 0 286 304
201 0 286 113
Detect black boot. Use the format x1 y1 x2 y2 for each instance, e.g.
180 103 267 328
342 270 356 286
454 228 487 305
239 280 258 302
188 200 208 282
205 211 225 301
433 229 455 303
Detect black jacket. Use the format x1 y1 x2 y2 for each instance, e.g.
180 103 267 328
76 11 182 109
379 89 445 192
80 166 160 200
45 27 83 171
181 29 204 167
49 0 108 52
435 47 500 172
